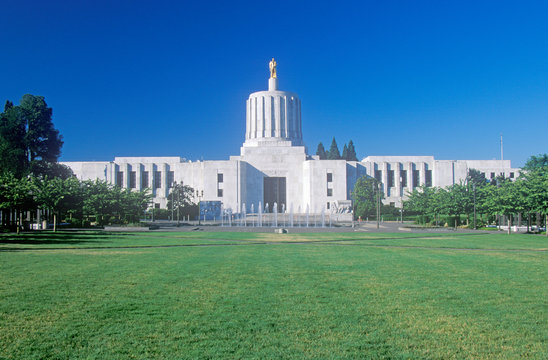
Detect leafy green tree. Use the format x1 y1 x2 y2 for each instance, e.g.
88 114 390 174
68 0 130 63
523 154 548 171
346 140 358 161
166 184 198 220
316 142 327 160
327 137 341 160
403 185 440 225
352 176 382 219
521 154 548 235
0 173 35 233
482 179 527 234
33 176 68 232
467 169 488 187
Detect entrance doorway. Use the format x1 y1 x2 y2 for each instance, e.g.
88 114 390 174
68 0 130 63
263 177 286 213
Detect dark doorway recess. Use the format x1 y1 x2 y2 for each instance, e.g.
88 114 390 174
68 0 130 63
264 177 286 213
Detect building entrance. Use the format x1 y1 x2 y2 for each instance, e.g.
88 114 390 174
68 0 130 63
263 177 286 213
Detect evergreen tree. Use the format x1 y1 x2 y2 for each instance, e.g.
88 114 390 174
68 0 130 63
20 94 63 163
327 137 341 160
316 142 327 160
0 95 64 178
347 140 358 161
0 101 28 176
342 144 348 160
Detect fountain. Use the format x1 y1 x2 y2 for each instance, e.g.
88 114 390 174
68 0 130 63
305 204 309 227
281 204 286 227
321 207 325 228
289 203 294 227
251 203 255 227
221 204 224 226
273 202 278 227
258 201 263 227
242 203 246 227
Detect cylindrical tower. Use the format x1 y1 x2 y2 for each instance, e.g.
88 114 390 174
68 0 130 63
243 65 303 147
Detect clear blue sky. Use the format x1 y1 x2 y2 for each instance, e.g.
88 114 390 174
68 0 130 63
1 0 547 167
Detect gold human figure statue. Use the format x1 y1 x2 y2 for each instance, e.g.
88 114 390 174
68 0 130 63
269 58 277 78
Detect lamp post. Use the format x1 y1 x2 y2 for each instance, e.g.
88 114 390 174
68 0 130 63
197 190 203 225
473 183 476 229
170 182 174 221
376 182 381 229
177 181 182 226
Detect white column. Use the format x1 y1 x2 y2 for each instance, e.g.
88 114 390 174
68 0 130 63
136 164 142 191
382 162 388 197
162 163 169 198
407 162 413 191
395 163 401 197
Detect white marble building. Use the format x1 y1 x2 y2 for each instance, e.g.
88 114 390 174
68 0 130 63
61 62 520 213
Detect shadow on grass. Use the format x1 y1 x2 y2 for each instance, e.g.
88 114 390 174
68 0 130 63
0 231 133 246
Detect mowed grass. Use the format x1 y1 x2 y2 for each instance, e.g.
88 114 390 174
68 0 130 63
0 232 546 359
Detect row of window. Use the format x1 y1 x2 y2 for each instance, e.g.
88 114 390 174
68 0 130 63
375 169 432 188
116 171 175 189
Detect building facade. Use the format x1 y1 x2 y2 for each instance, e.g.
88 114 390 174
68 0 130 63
61 63 520 214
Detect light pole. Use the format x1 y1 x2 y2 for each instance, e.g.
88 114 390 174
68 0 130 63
177 181 182 226
170 182 174 221
197 190 203 225
376 182 380 229
473 183 476 229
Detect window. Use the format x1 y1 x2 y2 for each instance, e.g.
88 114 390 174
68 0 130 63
490 172 495 179
425 170 432 187
217 173 223 183
375 170 382 182
116 171 123 187
141 171 149 188
154 171 162 189
217 189 223 197
168 171 174 188
129 171 136 189
510 172 514 179
413 170 420 188
327 173 333 182
387 170 394 188
327 202 330 209
400 170 407 187
154 203 160 209
327 188 333 197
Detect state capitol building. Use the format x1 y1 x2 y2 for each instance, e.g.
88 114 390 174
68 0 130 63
62 60 519 216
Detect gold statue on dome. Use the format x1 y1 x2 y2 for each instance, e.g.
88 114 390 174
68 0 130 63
269 58 277 78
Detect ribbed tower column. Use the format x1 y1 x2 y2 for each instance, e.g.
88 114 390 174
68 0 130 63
243 60 303 147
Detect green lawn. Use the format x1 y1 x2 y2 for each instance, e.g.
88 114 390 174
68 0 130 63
1 231 546 359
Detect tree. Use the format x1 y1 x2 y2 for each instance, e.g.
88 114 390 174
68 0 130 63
20 94 63 163
0 95 64 179
316 142 327 160
0 173 35 233
327 137 341 160
166 184 198 220
341 144 348 161
0 101 28 176
467 169 488 187
346 140 358 161
33 176 67 232
352 176 382 219
523 154 548 171
482 178 527 234
521 154 548 235
403 186 442 225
